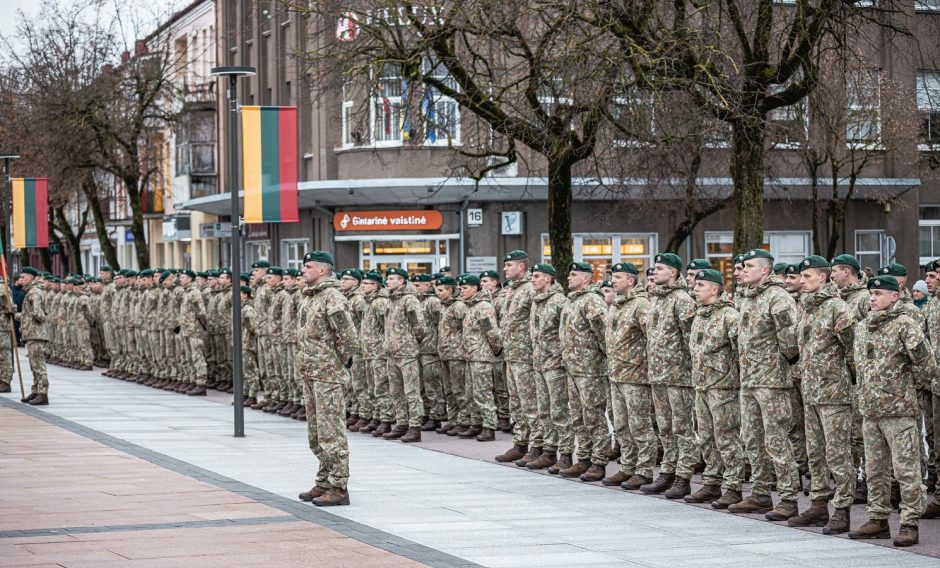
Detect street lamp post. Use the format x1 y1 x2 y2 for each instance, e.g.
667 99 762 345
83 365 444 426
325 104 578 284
210 66 255 438
0 154 21 268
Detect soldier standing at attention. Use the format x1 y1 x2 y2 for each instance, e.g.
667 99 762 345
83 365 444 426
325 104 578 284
296 251 359 507
413 273 446 431
482 270 512 432
18 268 48 405
0 268 14 392
340 269 368 428
848 275 935 546
435 276 469 436
787 256 857 534
177 270 208 396
781 264 810 481
383 267 427 443
728 249 801 521
457 274 502 441
643 253 697 499
685 259 712 288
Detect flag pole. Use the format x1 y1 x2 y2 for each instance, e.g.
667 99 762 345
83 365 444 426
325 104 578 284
0 155 22 398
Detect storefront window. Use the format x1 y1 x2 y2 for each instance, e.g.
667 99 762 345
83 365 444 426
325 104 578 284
705 231 812 284
281 239 309 270
359 238 450 274
541 233 657 280
246 242 271 266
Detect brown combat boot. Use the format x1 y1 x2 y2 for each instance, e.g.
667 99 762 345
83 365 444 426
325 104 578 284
788 499 828 527
602 471 632 487
475 428 495 442
311 488 350 507
447 425 467 437
527 450 557 470
621 474 652 491
28 394 48 406
766 499 799 521
640 472 675 494
496 417 512 432
298 485 328 502
401 427 422 443
560 459 591 478
457 425 483 439
361 419 379 434
349 418 370 432
712 489 743 509
186 386 207 396
922 500 940 519
728 493 773 514
684 484 721 504
848 518 890 540
293 408 306 421
346 413 360 427
435 423 455 435
279 403 298 417
852 478 867 504
548 453 572 475
383 424 408 440
664 476 692 499
894 525 919 547
420 418 441 432
515 446 542 467
250 399 266 410
495 444 527 463
823 507 850 535
579 464 606 482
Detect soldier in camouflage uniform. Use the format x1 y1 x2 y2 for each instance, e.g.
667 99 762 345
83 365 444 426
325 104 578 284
284 270 306 420
295 251 360 507
848 275 935 547
604 262 655 489
360 271 392 436
239 284 260 399
176 270 208 395
216 269 235 393
559 262 609 481
250 260 274 408
383 268 427 443
684 258 712 288
482 271 512 430
265 267 289 410
643 253 698 499
457 274 502 441
687 269 746 508
0 273 14 392
339 269 368 427
435 276 469 435
728 249 801 521
98 267 116 371
787 256 857 535
74 279 94 370
204 271 222 386
18 268 48 405
924 259 940 497
412 274 445 431
780 264 810 483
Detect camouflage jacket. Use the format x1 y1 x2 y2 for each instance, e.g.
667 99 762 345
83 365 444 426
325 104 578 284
798 282 856 405
926 295 940 361
606 287 650 384
899 288 927 333
143 286 160 332
462 289 502 362
855 303 937 418
384 284 426 359
438 296 467 361
217 285 234 335
419 291 442 357
253 282 274 337
345 287 367 330
281 288 301 344
20 281 47 342
360 288 389 360
179 283 207 337
559 287 607 376
499 274 536 363
241 300 257 352
206 289 224 334
268 284 287 339
647 280 695 387
840 281 870 322
690 298 739 390
99 282 116 324
297 276 360 383
530 283 567 372
154 287 171 331
735 276 799 389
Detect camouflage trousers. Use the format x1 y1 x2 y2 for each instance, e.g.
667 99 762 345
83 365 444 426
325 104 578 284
789 382 808 471
27 341 48 395
285 344 301 404
243 348 259 396
740 387 800 501
568 373 609 466
851 386 866 479
388 357 423 428
618 383 657 478
805 403 855 508
922 390 936 478
506 361 541 447
467 361 497 430
610 381 639 476
442 359 468 426
303 378 350 491
930 394 940 482
348 356 366 415
180 336 207 386
365 358 391 423
863 415 926 526
493 361 510 419
696 388 746 490
0 333 11 389
537 368 572 454
160 330 177 380
419 355 446 421
651 384 699 479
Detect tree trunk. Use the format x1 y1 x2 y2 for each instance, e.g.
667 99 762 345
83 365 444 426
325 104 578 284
730 119 767 253
53 207 84 274
547 156 574 286
39 247 53 272
124 176 149 269
810 166 821 255
83 182 120 269
665 219 693 254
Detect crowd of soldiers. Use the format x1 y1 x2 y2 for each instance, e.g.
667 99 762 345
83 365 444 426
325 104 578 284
6 246 940 534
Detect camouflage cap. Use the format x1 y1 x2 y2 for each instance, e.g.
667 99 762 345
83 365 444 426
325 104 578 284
744 248 774 262
569 261 593 274
531 263 557 276
436 276 457 286
458 274 481 286
612 262 639 275
878 263 908 277
302 251 334 266
868 275 900 292
694 269 724 286
503 250 528 262
480 270 501 280
831 254 861 271
385 267 408 278
686 258 712 271
799 255 830 272
654 253 682 271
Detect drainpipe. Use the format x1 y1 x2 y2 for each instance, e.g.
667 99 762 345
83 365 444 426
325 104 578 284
312 202 336 260
458 195 470 273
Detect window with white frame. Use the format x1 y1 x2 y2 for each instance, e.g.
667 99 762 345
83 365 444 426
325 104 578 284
245 242 271 267
917 71 940 146
705 231 812 282
536 77 573 128
372 63 404 145
421 57 460 145
541 233 658 281
611 88 655 146
846 68 881 144
281 238 310 270
920 206 940 264
916 0 940 12
768 81 808 148
855 230 884 273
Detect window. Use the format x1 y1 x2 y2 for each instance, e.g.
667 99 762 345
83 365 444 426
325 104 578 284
371 64 404 145
917 71 940 147
855 230 884 273
611 90 655 146
846 68 881 144
920 206 940 265
768 82 808 148
703 117 732 148
541 233 658 281
281 239 309 270
341 86 358 147
536 77 573 128
245 242 271 267
916 0 940 12
358 238 450 273
421 57 460 145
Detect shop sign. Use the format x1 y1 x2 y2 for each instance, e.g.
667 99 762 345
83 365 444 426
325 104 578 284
199 222 232 239
501 211 523 235
466 256 498 273
334 210 443 232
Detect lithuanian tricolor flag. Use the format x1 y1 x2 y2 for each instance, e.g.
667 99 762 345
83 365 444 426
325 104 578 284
12 178 48 248
241 106 299 224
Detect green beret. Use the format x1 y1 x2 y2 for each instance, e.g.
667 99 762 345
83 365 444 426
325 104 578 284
733 254 746 266
266 267 284 276
744 248 774 261
868 275 900 292
42 271 53 279
458 274 481 286
251 259 271 269
480 270 501 280
695 269 724 286
196 271 207 279
457 272 470 279
784 264 800 275
773 262 789 275
386 267 408 278
686 259 712 271
569 261 592 274
878 263 907 277
612 262 639 275
303 251 334 266
125 270 139 277
100 266 113 273
440 266 452 272
646 267 655 277
240 285 252 296
799 255 830 272
831 254 861 271
503 250 528 262
239 273 250 284
654 253 682 271
412 273 433 282
341 268 363 281
600 280 612 288
159 271 172 282
219 268 232 276
286 268 300 277
364 270 384 284
432 272 444 280
207 269 220 278
531 263 557 276
926 259 940 273
436 276 457 286
23 267 40 276
139 269 155 277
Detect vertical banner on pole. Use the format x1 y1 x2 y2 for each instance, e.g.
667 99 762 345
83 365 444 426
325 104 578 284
241 106 299 224
12 178 49 248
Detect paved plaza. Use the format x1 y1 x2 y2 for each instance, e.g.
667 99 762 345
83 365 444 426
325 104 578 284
3 360 940 567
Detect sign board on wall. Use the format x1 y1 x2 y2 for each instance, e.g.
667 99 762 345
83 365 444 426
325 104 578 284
334 210 443 232
465 256 498 273
467 208 483 227
199 223 232 239
501 211 523 235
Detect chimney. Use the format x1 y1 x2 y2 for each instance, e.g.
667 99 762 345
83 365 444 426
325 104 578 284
135 39 147 55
